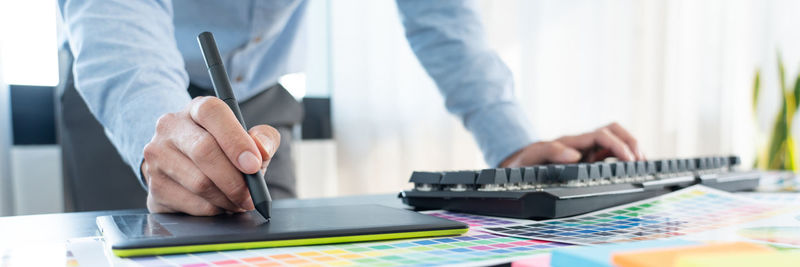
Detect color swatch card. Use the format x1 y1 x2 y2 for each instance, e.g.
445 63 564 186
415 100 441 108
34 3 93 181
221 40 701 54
737 192 800 203
92 231 569 267
682 203 800 248
480 185 800 245
421 210 532 227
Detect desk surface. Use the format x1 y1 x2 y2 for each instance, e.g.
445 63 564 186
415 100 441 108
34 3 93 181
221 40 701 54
0 193 404 245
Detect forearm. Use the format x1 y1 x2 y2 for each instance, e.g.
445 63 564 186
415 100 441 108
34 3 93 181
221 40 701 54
60 0 191 185
396 0 535 167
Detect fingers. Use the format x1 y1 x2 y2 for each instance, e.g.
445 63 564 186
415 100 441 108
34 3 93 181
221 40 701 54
500 122 644 167
501 141 581 167
159 112 255 211
590 129 635 161
189 97 262 174
146 171 223 216
155 146 244 212
534 141 582 164
557 126 636 162
606 122 644 160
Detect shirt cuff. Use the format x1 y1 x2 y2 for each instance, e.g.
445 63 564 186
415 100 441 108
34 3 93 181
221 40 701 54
464 102 535 167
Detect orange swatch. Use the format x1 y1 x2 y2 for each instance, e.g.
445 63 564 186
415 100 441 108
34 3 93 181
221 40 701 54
611 242 772 267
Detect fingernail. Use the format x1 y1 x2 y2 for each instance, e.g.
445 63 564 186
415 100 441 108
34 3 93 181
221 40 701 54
256 134 274 154
238 151 261 173
559 149 581 162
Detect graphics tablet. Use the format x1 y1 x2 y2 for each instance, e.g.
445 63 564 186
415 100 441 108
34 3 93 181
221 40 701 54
97 204 468 257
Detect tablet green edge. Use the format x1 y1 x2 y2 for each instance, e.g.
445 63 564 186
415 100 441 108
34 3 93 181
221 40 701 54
113 228 468 257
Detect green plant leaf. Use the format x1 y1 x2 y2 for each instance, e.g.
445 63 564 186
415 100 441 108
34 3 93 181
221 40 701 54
753 69 761 113
767 107 787 169
757 52 800 171
787 136 798 171
794 73 800 112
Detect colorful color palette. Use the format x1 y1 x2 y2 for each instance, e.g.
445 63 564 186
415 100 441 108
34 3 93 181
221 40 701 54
737 192 800 203
115 231 569 266
422 210 531 227
738 227 800 246
481 185 798 245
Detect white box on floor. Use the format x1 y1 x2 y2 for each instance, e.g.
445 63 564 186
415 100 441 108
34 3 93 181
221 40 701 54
10 145 63 215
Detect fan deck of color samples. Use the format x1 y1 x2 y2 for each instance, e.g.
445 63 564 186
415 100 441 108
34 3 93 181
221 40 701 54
479 185 799 245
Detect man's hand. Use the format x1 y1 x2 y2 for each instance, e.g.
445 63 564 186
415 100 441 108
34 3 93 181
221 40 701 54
142 96 280 216
500 122 644 168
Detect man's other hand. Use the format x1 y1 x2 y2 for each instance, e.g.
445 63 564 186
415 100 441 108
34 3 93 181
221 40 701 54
500 122 644 168
142 96 280 216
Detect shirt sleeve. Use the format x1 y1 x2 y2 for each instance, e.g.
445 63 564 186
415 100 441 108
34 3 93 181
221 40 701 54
395 0 535 167
59 0 191 188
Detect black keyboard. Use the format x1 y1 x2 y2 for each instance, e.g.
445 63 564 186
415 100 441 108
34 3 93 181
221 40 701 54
399 156 761 219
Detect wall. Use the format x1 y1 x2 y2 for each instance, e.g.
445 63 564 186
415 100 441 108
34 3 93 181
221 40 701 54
0 64 12 216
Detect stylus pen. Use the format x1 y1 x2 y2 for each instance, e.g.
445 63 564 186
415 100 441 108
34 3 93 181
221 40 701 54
197 31 272 221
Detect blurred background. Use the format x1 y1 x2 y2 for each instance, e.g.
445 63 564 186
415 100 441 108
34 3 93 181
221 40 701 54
1 0 800 216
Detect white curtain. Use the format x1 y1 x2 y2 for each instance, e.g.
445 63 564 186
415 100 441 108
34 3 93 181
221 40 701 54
501 0 800 164
319 0 800 196
329 0 485 195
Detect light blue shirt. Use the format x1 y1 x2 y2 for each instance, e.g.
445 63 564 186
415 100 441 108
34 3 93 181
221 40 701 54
58 0 535 182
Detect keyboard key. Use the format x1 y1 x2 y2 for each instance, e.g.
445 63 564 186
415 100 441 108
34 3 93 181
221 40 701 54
596 162 612 179
588 163 602 180
537 166 552 184
547 165 565 183
409 171 442 184
718 156 728 168
685 158 696 171
668 159 679 173
709 157 720 169
676 159 687 172
477 169 508 185
611 162 627 177
507 168 523 184
655 159 669 173
523 167 538 184
442 171 477 185
635 161 647 176
728 155 741 166
625 162 636 177
645 161 657 175
560 164 589 184
695 157 707 170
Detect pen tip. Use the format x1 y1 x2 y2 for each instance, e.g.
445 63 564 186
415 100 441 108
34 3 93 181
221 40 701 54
254 201 271 221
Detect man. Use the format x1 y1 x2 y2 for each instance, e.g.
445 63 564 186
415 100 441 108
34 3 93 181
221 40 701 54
58 0 644 215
